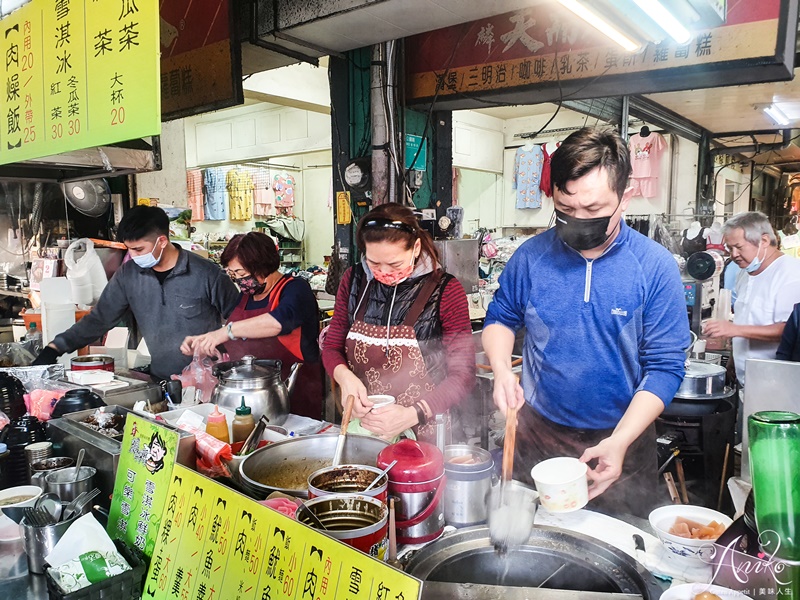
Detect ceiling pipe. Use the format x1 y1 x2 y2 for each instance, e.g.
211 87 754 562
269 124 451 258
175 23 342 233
709 128 792 157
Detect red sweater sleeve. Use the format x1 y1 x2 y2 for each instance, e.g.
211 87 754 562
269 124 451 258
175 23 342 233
321 267 354 376
424 277 475 416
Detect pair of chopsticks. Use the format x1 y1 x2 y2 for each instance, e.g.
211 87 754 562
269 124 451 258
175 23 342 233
663 466 689 505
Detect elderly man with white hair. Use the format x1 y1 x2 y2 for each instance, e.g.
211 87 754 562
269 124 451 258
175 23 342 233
704 211 800 387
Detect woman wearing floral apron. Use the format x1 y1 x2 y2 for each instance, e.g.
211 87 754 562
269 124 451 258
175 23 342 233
322 203 474 443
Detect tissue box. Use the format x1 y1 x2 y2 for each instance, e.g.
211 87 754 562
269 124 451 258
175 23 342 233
712 516 800 599
44 540 146 600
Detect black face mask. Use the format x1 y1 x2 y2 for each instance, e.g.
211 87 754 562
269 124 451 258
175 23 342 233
555 209 615 251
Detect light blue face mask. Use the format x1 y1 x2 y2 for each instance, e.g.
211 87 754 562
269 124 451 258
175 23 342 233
744 242 766 274
132 237 165 269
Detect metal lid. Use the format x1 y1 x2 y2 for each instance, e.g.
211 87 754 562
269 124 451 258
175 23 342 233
377 439 443 482
684 359 725 378
218 356 280 383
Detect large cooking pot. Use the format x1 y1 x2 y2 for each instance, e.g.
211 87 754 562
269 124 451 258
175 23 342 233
676 359 725 398
211 356 300 425
239 434 389 499
407 525 663 599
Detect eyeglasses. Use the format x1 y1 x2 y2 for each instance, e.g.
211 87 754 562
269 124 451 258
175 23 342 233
226 268 250 278
362 218 416 236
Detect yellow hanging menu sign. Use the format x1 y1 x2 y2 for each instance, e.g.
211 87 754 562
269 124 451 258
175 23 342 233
144 465 422 600
0 0 160 165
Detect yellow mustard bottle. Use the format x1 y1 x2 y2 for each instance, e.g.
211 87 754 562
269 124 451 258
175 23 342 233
232 397 256 444
206 405 230 444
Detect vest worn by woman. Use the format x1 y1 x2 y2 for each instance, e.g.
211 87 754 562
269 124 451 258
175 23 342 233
346 264 453 384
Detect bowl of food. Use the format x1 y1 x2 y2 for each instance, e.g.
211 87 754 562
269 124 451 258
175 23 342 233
660 583 754 600
649 504 732 564
0 485 44 540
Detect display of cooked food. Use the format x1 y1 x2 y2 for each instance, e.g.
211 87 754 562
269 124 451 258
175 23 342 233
669 516 727 540
81 409 125 437
693 593 723 600
0 494 35 506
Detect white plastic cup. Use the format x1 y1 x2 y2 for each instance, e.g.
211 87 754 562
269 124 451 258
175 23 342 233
368 395 396 411
530 457 589 513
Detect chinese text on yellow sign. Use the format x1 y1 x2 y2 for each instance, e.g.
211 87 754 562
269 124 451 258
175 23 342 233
0 0 160 165
144 465 422 600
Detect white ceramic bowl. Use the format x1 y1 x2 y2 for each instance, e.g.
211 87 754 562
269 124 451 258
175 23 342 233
660 583 754 600
0 485 43 513
530 457 588 513
649 504 733 564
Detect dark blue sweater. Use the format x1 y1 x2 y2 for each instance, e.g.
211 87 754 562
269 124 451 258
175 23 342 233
485 222 690 429
776 302 800 362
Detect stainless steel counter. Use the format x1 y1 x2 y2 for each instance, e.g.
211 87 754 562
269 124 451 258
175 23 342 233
0 539 50 600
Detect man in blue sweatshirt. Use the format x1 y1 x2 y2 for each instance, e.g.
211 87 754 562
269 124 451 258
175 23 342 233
483 128 690 517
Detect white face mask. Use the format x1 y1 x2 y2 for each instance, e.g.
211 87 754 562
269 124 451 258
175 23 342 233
745 242 766 274
133 237 165 269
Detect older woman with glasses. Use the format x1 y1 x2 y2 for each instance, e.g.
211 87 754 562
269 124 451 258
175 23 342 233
321 203 474 443
181 231 323 418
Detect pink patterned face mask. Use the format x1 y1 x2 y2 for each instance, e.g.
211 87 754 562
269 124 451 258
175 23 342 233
372 253 415 286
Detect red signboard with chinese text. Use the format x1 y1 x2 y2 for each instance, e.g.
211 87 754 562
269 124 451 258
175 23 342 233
159 0 242 121
405 0 796 107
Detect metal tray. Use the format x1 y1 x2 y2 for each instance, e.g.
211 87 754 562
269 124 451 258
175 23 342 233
63 404 129 440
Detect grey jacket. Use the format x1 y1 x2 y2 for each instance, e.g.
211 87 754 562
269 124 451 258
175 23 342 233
53 246 239 380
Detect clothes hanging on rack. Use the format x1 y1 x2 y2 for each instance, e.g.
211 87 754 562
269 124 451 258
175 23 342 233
203 167 229 220
539 141 560 198
625 216 650 237
226 167 255 221
273 172 296 216
513 144 544 209
186 169 204 221
248 166 275 217
629 132 666 199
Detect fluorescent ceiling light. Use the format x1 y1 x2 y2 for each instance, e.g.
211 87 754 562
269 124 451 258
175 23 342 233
631 0 692 44
557 0 641 52
764 104 790 126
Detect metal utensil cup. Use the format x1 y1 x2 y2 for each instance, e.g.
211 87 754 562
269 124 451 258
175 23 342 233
21 514 78 574
42 466 96 502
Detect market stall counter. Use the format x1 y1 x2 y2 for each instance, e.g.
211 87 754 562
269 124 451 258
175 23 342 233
0 382 765 600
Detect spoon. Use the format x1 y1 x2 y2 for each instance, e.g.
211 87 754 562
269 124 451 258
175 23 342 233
35 492 62 523
73 448 85 483
363 460 397 493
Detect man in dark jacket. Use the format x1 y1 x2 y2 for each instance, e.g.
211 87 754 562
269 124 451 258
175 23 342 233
776 302 800 362
34 206 239 380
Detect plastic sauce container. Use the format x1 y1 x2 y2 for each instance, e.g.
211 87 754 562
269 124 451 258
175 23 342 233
232 397 256 444
206 405 230 444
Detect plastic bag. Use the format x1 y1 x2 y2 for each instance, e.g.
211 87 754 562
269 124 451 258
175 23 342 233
175 423 232 478
0 409 9 431
0 342 36 367
171 352 220 404
24 380 73 421
64 238 108 305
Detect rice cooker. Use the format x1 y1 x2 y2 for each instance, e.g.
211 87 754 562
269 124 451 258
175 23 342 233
377 439 445 544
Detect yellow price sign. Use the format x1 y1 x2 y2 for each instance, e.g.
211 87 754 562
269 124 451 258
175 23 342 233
145 466 422 600
0 0 160 165
336 191 352 225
